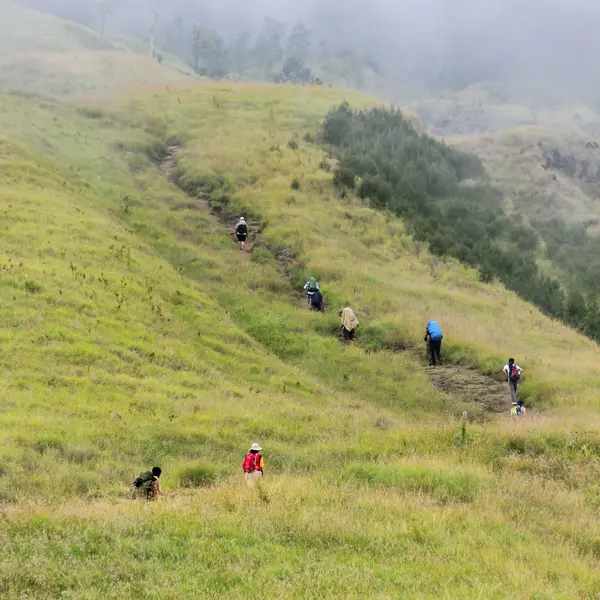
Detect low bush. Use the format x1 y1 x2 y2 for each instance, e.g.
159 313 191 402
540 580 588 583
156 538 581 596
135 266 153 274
177 465 219 488
359 322 413 352
341 463 480 503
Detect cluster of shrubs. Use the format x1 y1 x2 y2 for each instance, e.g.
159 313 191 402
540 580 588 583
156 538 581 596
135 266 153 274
320 103 600 342
535 218 600 339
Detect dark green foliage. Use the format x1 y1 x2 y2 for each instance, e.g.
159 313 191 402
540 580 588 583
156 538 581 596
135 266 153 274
359 322 413 352
286 23 312 62
78 107 105 120
533 217 600 340
25 280 42 294
510 225 539 252
291 178 301 190
279 57 312 84
332 167 355 189
254 16 285 73
287 139 299 150
319 104 596 337
191 27 227 78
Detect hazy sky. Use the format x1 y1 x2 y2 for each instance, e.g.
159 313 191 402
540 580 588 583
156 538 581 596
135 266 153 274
18 0 600 97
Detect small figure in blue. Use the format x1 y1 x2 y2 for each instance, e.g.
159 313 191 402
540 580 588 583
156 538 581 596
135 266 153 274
424 320 443 366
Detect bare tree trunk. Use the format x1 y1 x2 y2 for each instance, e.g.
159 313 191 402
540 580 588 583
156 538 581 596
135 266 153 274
149 10 159 59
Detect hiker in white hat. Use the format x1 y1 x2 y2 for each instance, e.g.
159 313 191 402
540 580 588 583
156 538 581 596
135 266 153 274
234 217 248 251
242 442 264 486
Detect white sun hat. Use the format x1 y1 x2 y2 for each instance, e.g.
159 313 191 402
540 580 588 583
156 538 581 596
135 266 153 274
249 443 262 451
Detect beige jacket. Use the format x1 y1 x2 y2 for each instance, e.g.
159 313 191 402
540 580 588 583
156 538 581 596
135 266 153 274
340 307 359 331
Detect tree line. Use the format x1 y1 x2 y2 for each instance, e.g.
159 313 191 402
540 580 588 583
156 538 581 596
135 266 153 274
320 103 600 342
21 0 380 87
180 17 378 88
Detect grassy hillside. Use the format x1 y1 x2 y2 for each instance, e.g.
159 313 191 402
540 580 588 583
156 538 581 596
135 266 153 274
414 82 600 136
0 0 193 97
2 84 600 597
0 0 114 54
454 126 600 230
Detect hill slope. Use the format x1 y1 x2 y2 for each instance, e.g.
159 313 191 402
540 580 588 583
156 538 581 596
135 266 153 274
0 0 193 97
1 84 600 597
454 126 600 230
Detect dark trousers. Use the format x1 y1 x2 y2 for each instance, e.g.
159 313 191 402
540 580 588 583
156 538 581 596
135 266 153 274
428 339 442 366
509 379 518 403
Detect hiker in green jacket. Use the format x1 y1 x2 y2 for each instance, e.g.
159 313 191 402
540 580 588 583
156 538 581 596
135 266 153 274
132 466 161 501
303 277 320 307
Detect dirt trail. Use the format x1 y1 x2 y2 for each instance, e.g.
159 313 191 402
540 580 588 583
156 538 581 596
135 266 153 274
426 365 510 413
158 146 509 414
159 145 180 181
158 145 261 253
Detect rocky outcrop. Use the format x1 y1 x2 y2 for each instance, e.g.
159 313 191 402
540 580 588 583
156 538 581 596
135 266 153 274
543 145 600 184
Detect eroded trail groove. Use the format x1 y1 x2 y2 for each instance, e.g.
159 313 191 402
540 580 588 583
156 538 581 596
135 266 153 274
159 145 512 415
158 144 261 253
426 365 510 414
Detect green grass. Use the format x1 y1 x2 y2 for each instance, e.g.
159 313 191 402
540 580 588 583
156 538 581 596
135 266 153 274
0 0 114 54
1 83 600 597
0 0 194 97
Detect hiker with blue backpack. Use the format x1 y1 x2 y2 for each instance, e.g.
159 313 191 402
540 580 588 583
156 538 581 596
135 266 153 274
424 320 443 366
503 358 523 404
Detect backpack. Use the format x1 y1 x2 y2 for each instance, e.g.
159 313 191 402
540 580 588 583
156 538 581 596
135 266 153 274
243 453 261 473
427 321 443 341
515 406 523 416
133 471 155 497
307 278 317 293
509 364 521 382
310 290 324 311
236 222 248 235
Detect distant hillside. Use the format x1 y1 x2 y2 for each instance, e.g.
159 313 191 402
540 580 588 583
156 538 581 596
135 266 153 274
0 0 194 96
448 124 600 341
415 82 600 137
455 126 600 230
0 0 114 54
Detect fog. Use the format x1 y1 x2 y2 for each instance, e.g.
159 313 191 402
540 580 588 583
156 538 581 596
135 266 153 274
18 0 600 101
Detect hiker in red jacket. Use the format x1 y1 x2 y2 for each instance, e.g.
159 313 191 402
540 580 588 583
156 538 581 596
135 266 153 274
243 443 264 486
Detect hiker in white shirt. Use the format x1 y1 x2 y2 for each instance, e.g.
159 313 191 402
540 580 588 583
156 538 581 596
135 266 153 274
503 358 523 404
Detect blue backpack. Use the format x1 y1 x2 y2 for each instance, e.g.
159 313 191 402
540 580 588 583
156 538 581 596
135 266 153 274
427 321 443 341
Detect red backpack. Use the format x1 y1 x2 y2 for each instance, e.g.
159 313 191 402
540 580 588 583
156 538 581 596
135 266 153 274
243 453 261 473
509 364 521 382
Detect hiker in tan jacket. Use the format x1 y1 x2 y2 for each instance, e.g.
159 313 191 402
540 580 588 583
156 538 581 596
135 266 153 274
339 307 359 342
